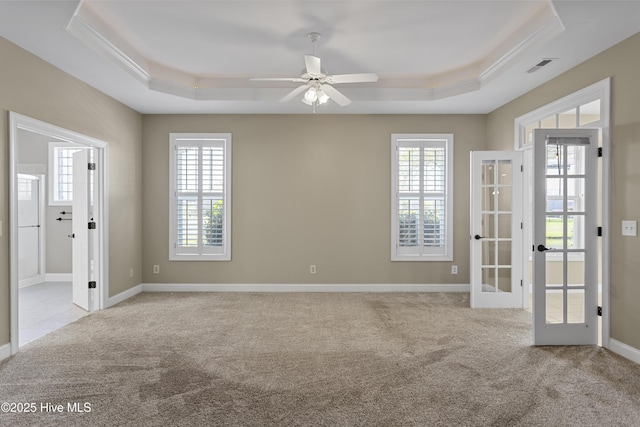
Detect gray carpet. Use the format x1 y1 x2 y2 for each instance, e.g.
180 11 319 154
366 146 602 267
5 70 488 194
1 292 639 426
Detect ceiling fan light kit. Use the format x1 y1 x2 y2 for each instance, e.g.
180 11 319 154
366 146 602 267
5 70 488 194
250 32 378 111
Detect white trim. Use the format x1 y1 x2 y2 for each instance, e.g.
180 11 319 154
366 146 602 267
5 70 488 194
600 78 611 348
391 133 454 261
142 283 470 293
169 133 232 261
0 343 11 362
514 78 610 151
66 13 151 83
64 2 559 104
479 11 564 83
105 284 143 308
19 277 45 288
609 339 640 365
9 112 109 356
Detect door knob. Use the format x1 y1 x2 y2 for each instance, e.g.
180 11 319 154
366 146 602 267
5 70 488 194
537 244 551 252
474 235 484 240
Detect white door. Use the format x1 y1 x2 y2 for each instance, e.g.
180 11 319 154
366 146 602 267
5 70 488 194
17 174 44 285
533 129 598 345
72 149 91 311
470 151 523 308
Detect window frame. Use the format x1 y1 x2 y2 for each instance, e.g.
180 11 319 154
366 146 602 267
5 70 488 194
48 142 83 206
515 83 605 262
169 133 232 261
391 133 454 261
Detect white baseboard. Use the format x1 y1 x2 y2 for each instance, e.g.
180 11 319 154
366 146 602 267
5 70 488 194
19 275 45 288
141 283 470 293
0 343 11 362
45 273 72 282
101 283 468 310
609 338 640 365
105 284 142 308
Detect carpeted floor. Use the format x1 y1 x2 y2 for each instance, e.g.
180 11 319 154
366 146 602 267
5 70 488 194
1 292 639 426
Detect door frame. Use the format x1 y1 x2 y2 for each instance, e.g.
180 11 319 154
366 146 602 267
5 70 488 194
8 112 109 355
514 78 610 347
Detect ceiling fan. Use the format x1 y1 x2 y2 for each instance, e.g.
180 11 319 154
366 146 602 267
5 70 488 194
250 33 378 108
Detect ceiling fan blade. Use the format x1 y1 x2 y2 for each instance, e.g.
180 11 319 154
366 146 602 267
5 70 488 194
304 55 322 76
320 84 351 106
326 73 379 84
280 84 309 102
250 77 307 82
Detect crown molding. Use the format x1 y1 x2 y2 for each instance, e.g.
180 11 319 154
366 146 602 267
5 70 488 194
66 1 563 103
66 13 150 84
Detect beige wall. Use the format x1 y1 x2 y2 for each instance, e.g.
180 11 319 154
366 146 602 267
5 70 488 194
0 37 143 347
142 114 486 284
4 28 638 352
487 32 640 350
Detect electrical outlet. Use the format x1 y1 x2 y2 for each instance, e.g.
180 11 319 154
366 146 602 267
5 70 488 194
130 268 134 278
310 265 317 274
153 265 160 274
622 220 637 237
451 265 458 274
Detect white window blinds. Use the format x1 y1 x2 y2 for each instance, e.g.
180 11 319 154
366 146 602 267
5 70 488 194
170 134 231 261
392 134 453 261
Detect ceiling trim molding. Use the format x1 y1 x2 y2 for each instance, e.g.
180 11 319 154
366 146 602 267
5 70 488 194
66 13 151 84
65 1 565 104
479 11 565 83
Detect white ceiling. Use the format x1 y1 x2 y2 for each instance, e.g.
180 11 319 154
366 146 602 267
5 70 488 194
1 1 640 115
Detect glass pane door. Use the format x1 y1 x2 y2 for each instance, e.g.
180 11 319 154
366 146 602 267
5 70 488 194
470 151 522 308
533 129 598 345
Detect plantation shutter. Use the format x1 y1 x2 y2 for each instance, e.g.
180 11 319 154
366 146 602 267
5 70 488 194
392 135 452 261
170 134 231 261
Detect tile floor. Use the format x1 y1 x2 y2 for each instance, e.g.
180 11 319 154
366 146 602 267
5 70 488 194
19 282 89 347
526 290 603 345
526 290 602 324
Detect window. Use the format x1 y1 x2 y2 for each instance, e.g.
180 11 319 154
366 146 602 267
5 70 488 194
48 142 83 205
516 80 608 261
391 134 453 261
169 133 232 261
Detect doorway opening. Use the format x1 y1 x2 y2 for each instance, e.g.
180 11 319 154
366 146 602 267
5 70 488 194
9 113 109 355
514 78 610 347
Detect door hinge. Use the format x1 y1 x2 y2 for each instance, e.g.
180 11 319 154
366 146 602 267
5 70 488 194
598 147 603 157
597 226 602 237
88 221 96 229
597 306 603 316
521 164 523 172
520 280 523 287
521 222 523 230
88 281 97 289
88 162 96 170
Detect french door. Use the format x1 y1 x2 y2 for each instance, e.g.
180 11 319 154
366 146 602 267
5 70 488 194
470 151 523 308
533 129 599 345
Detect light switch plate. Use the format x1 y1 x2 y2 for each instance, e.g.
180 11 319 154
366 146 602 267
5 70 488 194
622 220 637 237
